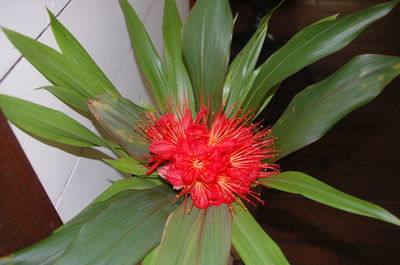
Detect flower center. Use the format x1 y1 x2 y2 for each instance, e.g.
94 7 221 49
137 106 279 209
192 159 205 169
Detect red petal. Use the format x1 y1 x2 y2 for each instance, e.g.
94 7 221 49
149 140 177 158
191 182 211 209
164 166 185 186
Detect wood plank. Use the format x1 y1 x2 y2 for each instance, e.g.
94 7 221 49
0 111 62 256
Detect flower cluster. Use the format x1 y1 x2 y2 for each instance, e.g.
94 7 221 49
135 107 279 209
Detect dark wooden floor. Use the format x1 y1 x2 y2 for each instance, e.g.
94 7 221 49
231 0 400 264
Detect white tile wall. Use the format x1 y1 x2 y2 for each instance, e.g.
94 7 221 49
0 0 70 78
0 0 190 222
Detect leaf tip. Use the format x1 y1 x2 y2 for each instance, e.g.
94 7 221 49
385 213 400 226
34 85 48 91
46 8 56 20
1 26 13 37
119 0 128 6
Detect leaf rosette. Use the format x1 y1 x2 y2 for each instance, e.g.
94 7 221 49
1 0 399 264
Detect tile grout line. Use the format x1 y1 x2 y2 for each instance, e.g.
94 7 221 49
111 46 133 84
46 0 82 209
56 0 159 209
0 0 73 84
55 152 84 209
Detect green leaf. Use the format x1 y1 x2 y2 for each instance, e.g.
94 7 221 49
252 13 337 118
271 54 400 160
142 247 160 265
0 94 106 147
232 203 290 265
0 201 110 265
119 0 170 107
1 186 176 265
103 156 149 175
182 0 233 113
163 0 195 112
88 94 150 159
55 187 176 265
223 2 282 114
309 13 339 26
47 10 120 96
255 82 280 117
92 177 163 204
39 85 89 112
154 201 232 265
1 28 114 110
241 0 399 114
263 171 400 226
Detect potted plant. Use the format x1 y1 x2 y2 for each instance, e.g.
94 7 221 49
0 0 399 264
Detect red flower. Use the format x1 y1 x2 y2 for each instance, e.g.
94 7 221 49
135 107 279 209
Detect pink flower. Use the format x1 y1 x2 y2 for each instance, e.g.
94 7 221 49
135 107 279 209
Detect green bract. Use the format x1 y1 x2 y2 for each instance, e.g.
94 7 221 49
1 0 399 264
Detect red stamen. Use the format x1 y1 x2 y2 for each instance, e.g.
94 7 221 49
130 104 279 209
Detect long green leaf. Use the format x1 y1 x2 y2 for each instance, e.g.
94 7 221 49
241 0 399 114
253 12 338 118
92 177 163 204
53 187 176 265
142 247 160 265
2 28 113 110
255 82 281 117
39 86 89 112
0 94 106 147
163 0 195 112
47 10 120 96
271 54 400 160
0 201 110 265
309 13 339 26
182 0 233 113
232 203 290 265
88 94 149 159
263 171 400 226
119 0 170 107
103 156 149 176
0 186 175 265
223 2 282 113
34 86 127 156
154 201 232 265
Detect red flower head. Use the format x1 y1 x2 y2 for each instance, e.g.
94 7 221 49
135 106 279 209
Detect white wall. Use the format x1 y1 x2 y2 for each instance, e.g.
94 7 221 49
0 0 190 222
